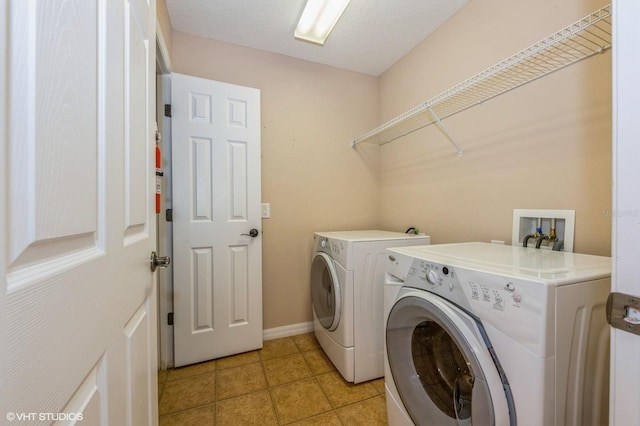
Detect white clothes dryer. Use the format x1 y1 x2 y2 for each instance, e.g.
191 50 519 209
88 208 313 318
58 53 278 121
383 242 611 426
311 230 430 383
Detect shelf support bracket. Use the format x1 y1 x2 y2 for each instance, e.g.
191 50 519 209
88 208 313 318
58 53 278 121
427 107 463 157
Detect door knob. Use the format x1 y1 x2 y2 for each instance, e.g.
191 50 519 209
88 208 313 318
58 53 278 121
241 228 259 238
150 251 171 272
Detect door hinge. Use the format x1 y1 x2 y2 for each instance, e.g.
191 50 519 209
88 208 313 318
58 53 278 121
607 292 640 336
168 312 174 326
164 104 171 117
166 208 172 222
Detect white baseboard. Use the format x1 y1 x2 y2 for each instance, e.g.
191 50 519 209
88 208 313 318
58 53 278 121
158 322 315 370
263 322 313 341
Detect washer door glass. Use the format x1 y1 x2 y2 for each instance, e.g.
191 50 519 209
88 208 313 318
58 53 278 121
310 252 341 331
387 295 500 426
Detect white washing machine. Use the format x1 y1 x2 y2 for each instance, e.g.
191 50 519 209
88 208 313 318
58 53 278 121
383 242 611 426
310 230 430 383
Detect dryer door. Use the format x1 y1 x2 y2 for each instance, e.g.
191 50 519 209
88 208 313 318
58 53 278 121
310 252 341 331
386 292 514 426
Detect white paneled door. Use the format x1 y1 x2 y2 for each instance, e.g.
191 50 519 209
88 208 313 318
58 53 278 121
610 1 640 424
171 73 263 367
2 0 157 424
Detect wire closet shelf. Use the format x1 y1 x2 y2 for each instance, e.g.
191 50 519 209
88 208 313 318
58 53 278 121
350 4 612 156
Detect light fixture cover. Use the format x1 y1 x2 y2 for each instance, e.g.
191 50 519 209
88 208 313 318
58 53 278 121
295 0 351 46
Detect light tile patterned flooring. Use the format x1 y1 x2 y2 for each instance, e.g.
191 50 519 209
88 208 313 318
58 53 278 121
158 333 388 425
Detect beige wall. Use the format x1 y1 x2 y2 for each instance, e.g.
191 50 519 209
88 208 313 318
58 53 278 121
171 32 380 329
169 0 612 330
378 0 612 256
156 0 172 56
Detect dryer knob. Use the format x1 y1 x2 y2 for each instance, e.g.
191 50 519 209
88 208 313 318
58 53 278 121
426 270 439 285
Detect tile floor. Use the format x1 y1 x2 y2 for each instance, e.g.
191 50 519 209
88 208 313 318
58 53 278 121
158 333 388 425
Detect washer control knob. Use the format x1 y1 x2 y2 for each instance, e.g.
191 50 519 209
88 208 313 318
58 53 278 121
320 239 327 248
426 270 439 285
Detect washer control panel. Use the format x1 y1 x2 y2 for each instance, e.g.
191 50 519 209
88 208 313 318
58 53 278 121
387 249 554 356
402 257 542 317
402 260 468 306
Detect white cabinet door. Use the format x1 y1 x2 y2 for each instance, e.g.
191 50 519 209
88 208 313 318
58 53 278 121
1 0 157 424
171 73 263 367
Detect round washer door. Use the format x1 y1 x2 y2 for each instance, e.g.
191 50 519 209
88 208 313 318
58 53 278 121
386 292 513 426
310 252 341 331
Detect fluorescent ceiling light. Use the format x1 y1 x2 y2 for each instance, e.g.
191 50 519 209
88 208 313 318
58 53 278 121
295 0 351 46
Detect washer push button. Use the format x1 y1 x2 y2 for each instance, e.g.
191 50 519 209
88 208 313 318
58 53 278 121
492 290 505 311
469 283 480 300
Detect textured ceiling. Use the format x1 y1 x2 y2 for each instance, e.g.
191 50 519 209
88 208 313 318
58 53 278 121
165 0 471 76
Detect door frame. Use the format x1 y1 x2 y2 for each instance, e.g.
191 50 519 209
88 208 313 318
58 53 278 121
0 0 7 418
155 19 174 370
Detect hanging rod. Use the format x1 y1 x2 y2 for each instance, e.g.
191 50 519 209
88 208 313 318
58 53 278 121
350 4 612 152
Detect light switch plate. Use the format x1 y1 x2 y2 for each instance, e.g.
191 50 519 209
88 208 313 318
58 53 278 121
261 203 271 219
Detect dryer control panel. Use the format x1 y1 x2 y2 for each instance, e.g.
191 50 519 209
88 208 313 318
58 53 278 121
314 235 351 269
